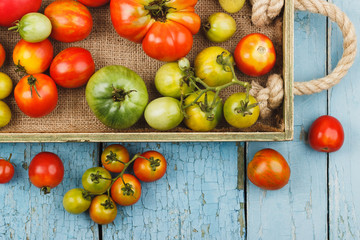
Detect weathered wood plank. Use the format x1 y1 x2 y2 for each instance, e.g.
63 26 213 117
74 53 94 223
329 0 360 239
101 142 245 240
0 143 99 240
246 10 328 239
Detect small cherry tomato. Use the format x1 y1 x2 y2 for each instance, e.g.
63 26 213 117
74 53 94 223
50 47 95 88
204 12 236 43
111 174 141 206
101 144 130 173
247 149 290 190
308 115 344 152
28 152 64 193
0 101 11 128
0 72 13 100
82 167 112 194
134 151 167 182
63 188 92 214
13 39 54 75
89 195 117 225
234 33 276 77
0 154 15 184
77 0 110 7
0 43 5 68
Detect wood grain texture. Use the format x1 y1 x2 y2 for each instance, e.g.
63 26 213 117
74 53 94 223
329 1 360 239
246 10 328 240
0 143 99 240
101 142 245 240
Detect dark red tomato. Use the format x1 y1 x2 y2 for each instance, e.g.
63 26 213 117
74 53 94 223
308 115 344 152
77 0 109 7
247 148 290 190
234 33 276 77
89 195 117 225
0 0 42 27
0 43 5 68
134 151 167 182
28 152 64 193
101 144 129 173
45 0 93 43
111 174 141 206
13 39 54 75
50 47 95 88
14 74 58 118
0 154 15 184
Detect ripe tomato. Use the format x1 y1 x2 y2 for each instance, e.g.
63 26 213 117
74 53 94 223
45 0 93 43
50 47 95 88
82 167 112 194
77 0 109 7
111 174 141 206
0 43 5 68
134 151 167 182
63 188 92 214
223 92 260 128
101 144 129 173
247 149 290 190
308 115 344 152
89 195 117 225
110 0 200 61
0 154 15 184
14 74 58 118
29 152 64 193
0 0 42 27
234 33 276 77
0 72 13 100
0 101 11 128
13 39 54 75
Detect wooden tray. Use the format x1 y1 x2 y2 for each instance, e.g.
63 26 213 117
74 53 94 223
0 0 293 142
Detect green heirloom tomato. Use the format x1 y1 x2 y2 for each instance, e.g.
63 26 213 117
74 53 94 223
0 72 13 100
9 13 52 43
144 97 184 131
63 188 91 214
86 65 148 129
184 91 223 131
223 92 260 128
195 47 234 87
155 62 192 98
204 13 236 43
0 101 11 128
82 167 112 194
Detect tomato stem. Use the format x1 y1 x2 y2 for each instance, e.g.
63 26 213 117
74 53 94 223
105 151 126 165
138 155 161 171
14 60 27 75
145 0 175 22
27 75 41 98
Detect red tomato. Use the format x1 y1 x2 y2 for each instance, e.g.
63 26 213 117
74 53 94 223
14 74 58 118
0 155 15 184
247 149 290 190
308 115 344 152
77 0 109 7
0 43 5 68
111 174 141 206
234 33 276 77
89 195 117 225
101 144 129 173
110 0 200 61
45 0 93 43
50 47 95 88
0 0 42 27
28 152 64 193
134 151 167 182
13 39 54 75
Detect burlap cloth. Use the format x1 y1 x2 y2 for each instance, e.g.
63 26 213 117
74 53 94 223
0 0 284 133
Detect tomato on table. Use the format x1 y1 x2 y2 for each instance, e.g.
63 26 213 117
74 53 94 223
50 47 95 88
82 167 112 194
134 151 167 182
14 74 58 118
63 188 92 214
234 33 276 77
78 0 110 7
0 154 15 184
0 43 5 68
0 101 11 128
111 174 141 206
45 0 93 43
0 0 42 27
13 39 54 75
89 195 117 225
101 144 130 173
308 115 344 152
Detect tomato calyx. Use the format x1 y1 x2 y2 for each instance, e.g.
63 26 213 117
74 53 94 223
90 171 112 184
139 155 161 171
100 198 115 209
144 0 175 22
41 186 51 195
111 85 136 103
8 21 21 32
14 60 28 75
235 99 259 117
0 153 14 165
82 190 92 201
121 182 135 196
216 52 233 73
27 75 41 98
105 151 126 165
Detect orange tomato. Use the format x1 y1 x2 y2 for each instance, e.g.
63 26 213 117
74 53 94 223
0 43 5 68
101 144 130 173
89 195 117 225
111 174 141 206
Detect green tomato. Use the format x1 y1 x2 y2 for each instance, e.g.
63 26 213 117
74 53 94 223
86 65 149 129
223 92 260 128
82 167 112 194
144 97 184 131
9 13 52 43
204 12 236 43
63 188 92 214
0 101 11 128
194 47 234 87
184 91 223 131
0 72 13 100
155 62 192 98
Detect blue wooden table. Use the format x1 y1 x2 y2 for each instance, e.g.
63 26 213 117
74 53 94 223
1 0 359 239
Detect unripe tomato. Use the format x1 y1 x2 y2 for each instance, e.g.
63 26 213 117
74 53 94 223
0 72 13 100
0 101 11 128
204 12 236 43
63 188 91 214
